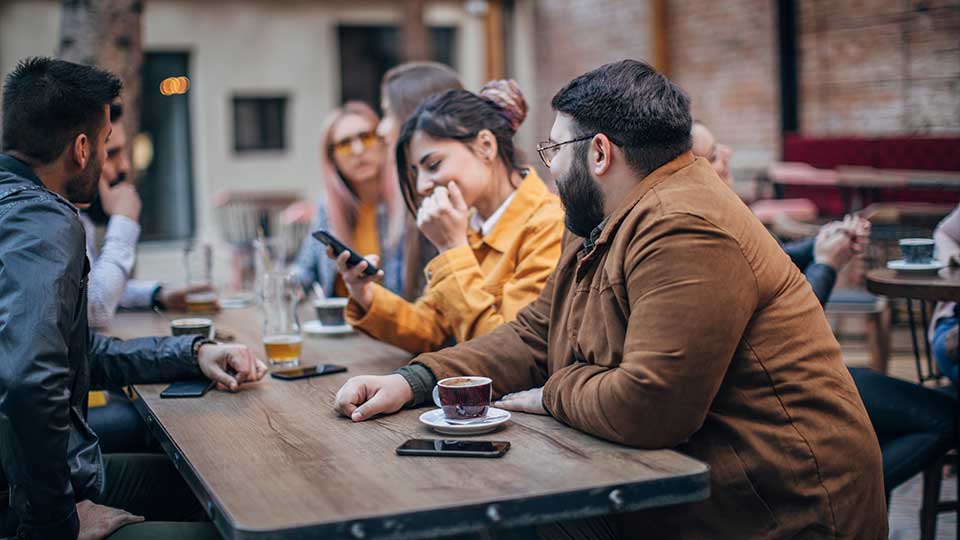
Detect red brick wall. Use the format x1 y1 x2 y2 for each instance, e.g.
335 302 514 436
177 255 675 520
527 0 959 177
799 0 960 135
668 0 780 169
529 0 652 180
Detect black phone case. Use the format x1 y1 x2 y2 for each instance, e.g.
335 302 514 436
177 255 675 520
312 230 380 277
270 364 347 380
160 380 214 399
395 440 510 458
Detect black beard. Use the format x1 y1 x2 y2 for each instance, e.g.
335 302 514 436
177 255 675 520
556 145 605 238
65 155 101 205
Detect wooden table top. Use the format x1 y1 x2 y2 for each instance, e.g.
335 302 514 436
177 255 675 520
866 267 960 302
108 306 709 539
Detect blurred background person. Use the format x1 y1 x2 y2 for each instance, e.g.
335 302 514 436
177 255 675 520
83 102 211 329
290 101 406 298
693 120 956 500
378 61 464 299
332 81 564 355
932 204 960 384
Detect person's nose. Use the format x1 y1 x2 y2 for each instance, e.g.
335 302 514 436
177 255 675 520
349 138 365 156
416 172 435 197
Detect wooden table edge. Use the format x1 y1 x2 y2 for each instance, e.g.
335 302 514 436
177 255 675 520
865 268 960 303
131 388 710 540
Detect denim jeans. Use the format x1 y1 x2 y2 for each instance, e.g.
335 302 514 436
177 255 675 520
933 317 959 386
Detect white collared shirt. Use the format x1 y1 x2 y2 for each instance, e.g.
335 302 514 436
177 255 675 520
470 192 516 237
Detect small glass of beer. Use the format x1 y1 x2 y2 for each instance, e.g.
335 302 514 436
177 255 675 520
184 243 219 313
261 271 302 366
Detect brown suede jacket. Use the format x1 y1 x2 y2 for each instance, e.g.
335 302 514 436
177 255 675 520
409 152 887 539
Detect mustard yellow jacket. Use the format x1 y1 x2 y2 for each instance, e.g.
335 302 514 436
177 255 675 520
346 170 563 353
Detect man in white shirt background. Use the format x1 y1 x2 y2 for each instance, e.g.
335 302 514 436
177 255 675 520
85 102 210 453
82 102 207 328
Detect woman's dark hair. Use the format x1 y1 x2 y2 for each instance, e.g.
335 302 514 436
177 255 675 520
395 83 528 214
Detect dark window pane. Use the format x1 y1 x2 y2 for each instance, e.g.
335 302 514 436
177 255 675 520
233 96 287 152
337 25 457 113
140 52 195 241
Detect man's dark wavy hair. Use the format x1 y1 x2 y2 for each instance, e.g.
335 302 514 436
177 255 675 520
2 57 122 163
551 59 692 177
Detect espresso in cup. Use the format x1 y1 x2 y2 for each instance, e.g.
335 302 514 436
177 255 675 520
314 297 348 326
899 238 935 264
432 376 492 420
170 318 214 339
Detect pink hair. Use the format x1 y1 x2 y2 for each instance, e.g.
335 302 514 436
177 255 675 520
318 101 404 249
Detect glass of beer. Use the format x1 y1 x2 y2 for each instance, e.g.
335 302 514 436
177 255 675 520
261 271 302 366
184 243 218 313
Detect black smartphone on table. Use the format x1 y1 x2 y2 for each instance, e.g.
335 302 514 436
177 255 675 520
271 364 347 381
396 439 510 458
312 230 381 277
160 379 215 399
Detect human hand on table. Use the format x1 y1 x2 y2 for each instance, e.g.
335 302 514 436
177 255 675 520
495 387 547 415
156 284 220 312
334 374 412 421
328 248 382 311
197 343 268 392
77 499 143 540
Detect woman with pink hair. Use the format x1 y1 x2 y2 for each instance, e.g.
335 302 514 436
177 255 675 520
293 102 406 297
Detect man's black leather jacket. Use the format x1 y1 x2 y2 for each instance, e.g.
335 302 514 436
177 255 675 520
0 154 203 540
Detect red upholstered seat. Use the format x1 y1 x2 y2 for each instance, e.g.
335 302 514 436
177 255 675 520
781 135 960 216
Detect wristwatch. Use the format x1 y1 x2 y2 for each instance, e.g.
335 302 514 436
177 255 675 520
192 337 217 361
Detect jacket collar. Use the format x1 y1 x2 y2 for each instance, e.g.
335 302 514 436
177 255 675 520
590 151 696 252
470 168 552 253
0 153 45 188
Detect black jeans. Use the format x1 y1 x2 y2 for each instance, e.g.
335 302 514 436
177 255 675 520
1 454 219 539
849 367 957 493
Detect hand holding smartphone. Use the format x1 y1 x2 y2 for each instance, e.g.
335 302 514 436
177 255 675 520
312 230 381 277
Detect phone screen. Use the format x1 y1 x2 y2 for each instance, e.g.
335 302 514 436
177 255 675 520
396 439 510 458
311 230 380 277
271 364 347 380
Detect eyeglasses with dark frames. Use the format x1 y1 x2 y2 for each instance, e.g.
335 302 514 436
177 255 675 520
536 134 621 167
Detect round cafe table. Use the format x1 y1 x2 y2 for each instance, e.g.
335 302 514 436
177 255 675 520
866 266 960 383
866 267 960 304
867 266 960 537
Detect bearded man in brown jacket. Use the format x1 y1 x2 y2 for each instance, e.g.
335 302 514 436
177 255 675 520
333 60 887 539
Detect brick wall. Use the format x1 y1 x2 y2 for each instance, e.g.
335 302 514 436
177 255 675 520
528 0 652 181
799 0 960 135
667 0 780 170
526 0 959 179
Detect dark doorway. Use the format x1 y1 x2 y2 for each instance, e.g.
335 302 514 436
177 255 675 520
337 25 457 111
139 51 195 241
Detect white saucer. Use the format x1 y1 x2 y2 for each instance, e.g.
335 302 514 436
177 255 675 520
887 259 947 274
303 320 354 336
419 407 511 435
219 293 254 310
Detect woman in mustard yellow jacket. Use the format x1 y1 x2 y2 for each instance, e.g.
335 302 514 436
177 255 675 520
329 80 563 354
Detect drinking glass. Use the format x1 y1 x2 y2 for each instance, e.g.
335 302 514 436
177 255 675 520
261 271 302 366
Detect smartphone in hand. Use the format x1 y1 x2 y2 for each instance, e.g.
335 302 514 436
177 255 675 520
312 230 381 277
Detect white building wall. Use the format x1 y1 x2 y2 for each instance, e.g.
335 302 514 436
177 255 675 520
0 0 489 286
